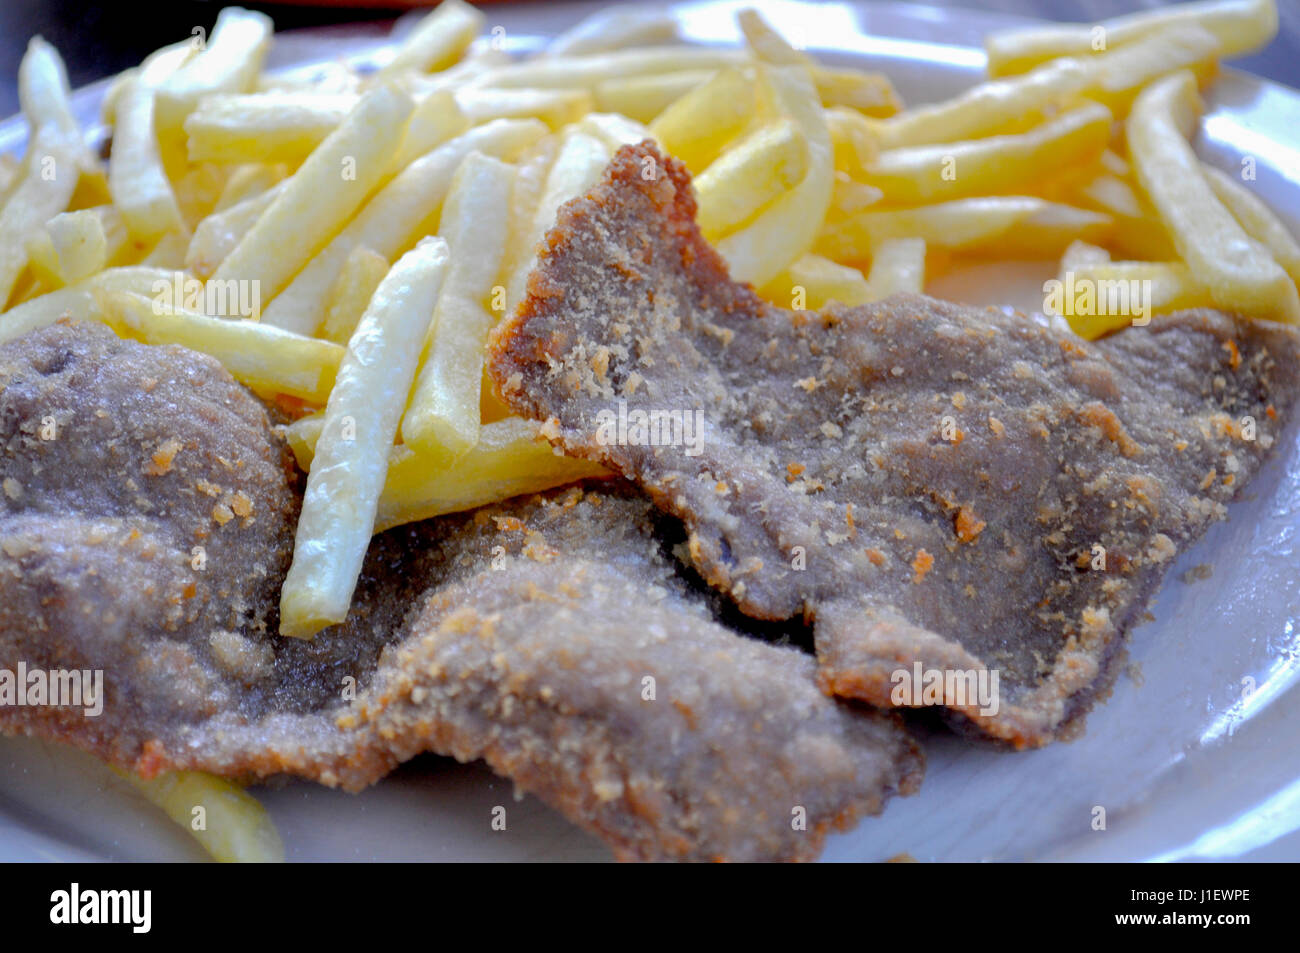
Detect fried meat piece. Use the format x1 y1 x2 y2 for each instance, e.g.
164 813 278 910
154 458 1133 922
0 323 920 861
488 141 1300 747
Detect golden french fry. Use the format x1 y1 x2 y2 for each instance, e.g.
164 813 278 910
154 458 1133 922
102 290 342 402
985 0 1276 76
1060 239 1112 271
816 196 1113 261
863 102 1112 204
715 66 833 288
279 237 450 638
212 85 414 306
155 7 272 142
1083 23 1221 114
1052 260 1214 339
1202 162 1300 286
695 118 809 240
18 38 98 175
1128 71 1298 322
767 253 874 308
185 93 358 164
0 124 80 307
0 266 172 343
1071 172 1179 261
825 107 881 177
593 71 715 122
322 245 389 345
376 0 484 80
650 67 758 174
867 237 926 297
500 136 558 316
262 118 544 335
186 180 286 279
115 768 284 864
402 152 514 458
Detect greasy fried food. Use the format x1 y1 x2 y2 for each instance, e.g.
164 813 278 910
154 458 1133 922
488 142 1300 747
0 323 920 861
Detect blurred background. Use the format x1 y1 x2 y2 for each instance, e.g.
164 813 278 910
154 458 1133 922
0 0 1297 117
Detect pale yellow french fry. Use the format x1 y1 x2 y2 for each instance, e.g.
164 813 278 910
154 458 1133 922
816 196 1113 261
174 162 229 230
262 118 544 335
102 290 342 402
867 237 926 297
454 87 593 130
402 153 513 458
212 162 288 211
1202 163 1300 286
322 245 389 345
1083 23 1221 114
0 266 170 343
185 93 358 164
257 60 360 96
548 7 680 56
212 85 415 306
500 136 558 316
280 237 451 638
985 0 1276 76
0 124 80 307
715 66 833 289
1128 71 1298 322
18 38 98 175
695 118 808 241
766 253 874 309
863 102 1112 204
470 47 751 92
25 207 112 287
186 180 287 279
593 70 716 123
115 769 284 864
391 89 469 172
283 414 609 532
376 0 484 80
155 7 273 142
108 45 190 243
574 112 653 153
650 66 758 174
140 229 191 268
825 107 881 177
1060 239 1112 272
829 172 884 218
1052 260 1214 340
736 7 900 115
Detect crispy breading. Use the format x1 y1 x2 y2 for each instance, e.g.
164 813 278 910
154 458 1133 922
488 141 1300 747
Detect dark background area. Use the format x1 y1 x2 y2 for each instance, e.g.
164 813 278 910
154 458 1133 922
0 0 1297 118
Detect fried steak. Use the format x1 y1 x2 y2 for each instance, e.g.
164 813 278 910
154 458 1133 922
0 322 921 861
488 141 1300 746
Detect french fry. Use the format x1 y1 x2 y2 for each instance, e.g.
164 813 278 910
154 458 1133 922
0 124 80 307
257 60 360 96
155 7 273 143
186 180 286 279
469 47 751 92
1128 71 1299 322
816 196 1113 261
573 112 653 153
401 152 513 458
114 768 284 864
279 237 451 638
549 7 680 56
715 65 833 288
211 84 415 306
1083 23 1221 114
101 290 343 403
1071 172 1179 261
829 172 884 218
18 38 98 175
862 102 1112 204
455 87 593 130
694 118 809 240
213 162 288 211
184 93 359 164
650 67 758 174
826 107 880 177
107 44 190 243
867 237 926 297
985 0 1276 77
1060 239 1113 271
1202 163 1300 285
322 245 389 345
25 207 114 287
262 118 544 335
0 266 173 344
768 253 874 308
1054 260 1214 339
375 0 484 81
500 136 558 315
593 71 715 122
174 162 230 230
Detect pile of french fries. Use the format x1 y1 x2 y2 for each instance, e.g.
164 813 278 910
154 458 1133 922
0 0 1298 858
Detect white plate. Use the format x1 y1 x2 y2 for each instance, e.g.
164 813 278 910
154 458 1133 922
3 0 1300 862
